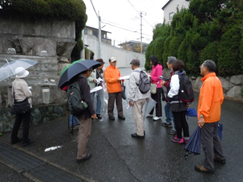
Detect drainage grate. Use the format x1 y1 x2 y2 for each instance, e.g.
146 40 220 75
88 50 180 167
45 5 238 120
0 141 85 182
30 165 82 182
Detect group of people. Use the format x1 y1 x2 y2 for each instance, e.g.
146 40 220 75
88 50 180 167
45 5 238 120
10 55 226 173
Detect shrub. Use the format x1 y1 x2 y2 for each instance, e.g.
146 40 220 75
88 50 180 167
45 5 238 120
199 41 219 65
217 25 241 76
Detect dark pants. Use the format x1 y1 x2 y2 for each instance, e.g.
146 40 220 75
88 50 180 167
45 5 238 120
108 92 123 117
172 111 189 139
150 88 162 117
201 122 224 171
11 111 30 143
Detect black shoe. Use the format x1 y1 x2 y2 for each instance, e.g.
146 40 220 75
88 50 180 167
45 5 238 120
109 116 115 120
97 114 102 119
131 133 144 139
214 157 226 164
168 129 176 135
118 115 126 120
22 139 34 147
76 153 92 163
161 122 172 128
11 137 22 144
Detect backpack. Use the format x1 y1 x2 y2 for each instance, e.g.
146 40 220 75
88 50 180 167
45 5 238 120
135 70 151 94
177 73 195 103
67 81 88 116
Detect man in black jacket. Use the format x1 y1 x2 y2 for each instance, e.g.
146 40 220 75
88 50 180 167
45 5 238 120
74 68 97 163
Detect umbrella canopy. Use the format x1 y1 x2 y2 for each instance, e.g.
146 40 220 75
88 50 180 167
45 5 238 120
0 59 37 82
58 59 101 89
60 59 84 76
184 126 201 159
218 123 223 140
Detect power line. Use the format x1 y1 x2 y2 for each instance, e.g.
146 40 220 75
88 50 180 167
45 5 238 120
102 20 152 37
90 0 98 18
126 0 153 28
127 0 140 14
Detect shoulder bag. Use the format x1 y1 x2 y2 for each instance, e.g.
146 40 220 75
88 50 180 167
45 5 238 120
150 82 158 94
12 87 30 114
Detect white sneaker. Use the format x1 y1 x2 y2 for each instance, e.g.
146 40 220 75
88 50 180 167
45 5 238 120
146 114 153 118
153 116 161 121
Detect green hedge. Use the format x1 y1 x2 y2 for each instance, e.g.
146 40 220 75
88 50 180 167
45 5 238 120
146 0 243 76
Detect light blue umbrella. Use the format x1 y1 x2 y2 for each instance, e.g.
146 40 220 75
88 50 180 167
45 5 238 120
0 59 37 82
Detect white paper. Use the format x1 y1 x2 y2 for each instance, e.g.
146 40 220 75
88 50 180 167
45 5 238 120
44 146 62 152
90 86 103 93
118 75 130 80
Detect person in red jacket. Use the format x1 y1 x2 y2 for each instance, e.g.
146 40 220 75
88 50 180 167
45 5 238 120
195 60 225 173
147 55 163 121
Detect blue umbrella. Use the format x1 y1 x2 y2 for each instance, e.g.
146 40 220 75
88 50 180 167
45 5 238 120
58 59 101 89
184 126 201 159
186 108 197 117
218 123 223 140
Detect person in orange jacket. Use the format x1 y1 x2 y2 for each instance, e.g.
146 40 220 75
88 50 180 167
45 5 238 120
195 60 225 173
104 57 125 121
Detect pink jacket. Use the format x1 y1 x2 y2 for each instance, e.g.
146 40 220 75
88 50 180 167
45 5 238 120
150 64 163 88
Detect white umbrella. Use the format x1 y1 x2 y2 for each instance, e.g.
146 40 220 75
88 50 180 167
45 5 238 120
0 59 37 82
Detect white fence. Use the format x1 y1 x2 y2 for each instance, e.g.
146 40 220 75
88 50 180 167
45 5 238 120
83 35 146 68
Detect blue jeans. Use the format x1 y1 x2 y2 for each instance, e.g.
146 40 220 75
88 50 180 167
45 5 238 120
164 103 175 130
91 92 95 103
69 114 78 126
96 89 103 115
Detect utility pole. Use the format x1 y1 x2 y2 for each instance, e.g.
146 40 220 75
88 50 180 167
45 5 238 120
140 12 143 54
98 11 101 59
81 29 85 59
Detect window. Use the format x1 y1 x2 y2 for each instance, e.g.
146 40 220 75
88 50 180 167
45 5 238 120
84 29 87 35
169 12 174 20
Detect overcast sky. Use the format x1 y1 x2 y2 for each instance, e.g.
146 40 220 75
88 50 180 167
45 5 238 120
82 0 168 46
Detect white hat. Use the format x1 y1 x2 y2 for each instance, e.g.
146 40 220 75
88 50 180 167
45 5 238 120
109 57 117 62
15 67 29 78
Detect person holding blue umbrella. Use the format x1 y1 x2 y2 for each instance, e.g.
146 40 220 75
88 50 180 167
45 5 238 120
195 60 225 173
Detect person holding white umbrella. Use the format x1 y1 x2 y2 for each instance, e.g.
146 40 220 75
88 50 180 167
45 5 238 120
11 67 33 147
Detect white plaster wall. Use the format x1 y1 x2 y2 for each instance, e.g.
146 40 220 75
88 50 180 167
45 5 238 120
84 35 145 68
163 0 190 23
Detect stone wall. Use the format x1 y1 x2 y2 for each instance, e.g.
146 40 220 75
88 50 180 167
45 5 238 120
0 16 76 63
0 104 67 133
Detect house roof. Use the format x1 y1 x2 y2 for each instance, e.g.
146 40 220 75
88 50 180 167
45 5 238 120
118 40 149 46
162 0 172 10
162 0 190 10
85 25 111 34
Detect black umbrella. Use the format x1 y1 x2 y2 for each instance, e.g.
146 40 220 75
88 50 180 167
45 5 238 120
58 60 101 89
184 126 201 159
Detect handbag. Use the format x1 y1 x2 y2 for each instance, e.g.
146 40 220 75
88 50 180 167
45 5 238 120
150 83 157 94
12 87 30 114
12 98 30 114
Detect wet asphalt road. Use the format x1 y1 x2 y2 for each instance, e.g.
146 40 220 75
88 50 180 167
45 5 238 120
0 68 243 182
